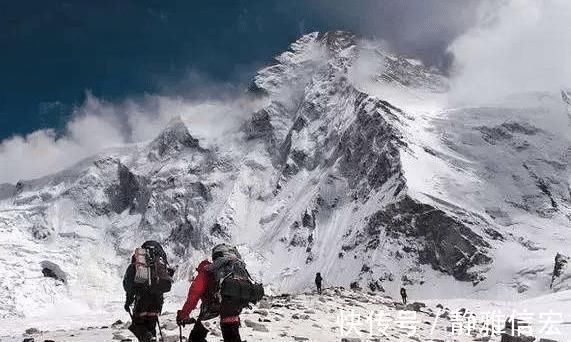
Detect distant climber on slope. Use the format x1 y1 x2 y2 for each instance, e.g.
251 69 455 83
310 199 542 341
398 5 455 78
176 244 264 342
400 287 408 305
123 241 174 342
315 272 323 294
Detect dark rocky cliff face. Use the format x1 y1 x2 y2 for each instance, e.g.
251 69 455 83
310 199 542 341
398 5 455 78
106 163 150 215
367 196 491 283
336 94 405 200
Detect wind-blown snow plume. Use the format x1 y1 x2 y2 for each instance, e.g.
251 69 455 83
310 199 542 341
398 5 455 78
347 40 387 88
308 0 483 69
0 93 261 184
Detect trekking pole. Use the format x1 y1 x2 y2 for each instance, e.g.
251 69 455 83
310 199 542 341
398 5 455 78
177 317 196 342
156 316 165 342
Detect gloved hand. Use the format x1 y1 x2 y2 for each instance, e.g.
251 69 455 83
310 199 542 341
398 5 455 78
177 310 196 326
176 310 188 326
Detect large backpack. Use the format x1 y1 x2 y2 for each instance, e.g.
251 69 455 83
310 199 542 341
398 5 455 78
133 240 173 294
206 245 264 311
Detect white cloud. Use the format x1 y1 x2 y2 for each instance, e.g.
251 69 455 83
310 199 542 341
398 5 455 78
0 92 261 184
448 0 571 105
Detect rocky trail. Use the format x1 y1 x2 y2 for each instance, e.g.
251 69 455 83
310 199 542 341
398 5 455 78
5 288 565 342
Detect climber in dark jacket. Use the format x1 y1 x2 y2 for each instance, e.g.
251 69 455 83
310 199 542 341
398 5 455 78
123 241 168 342
315 272 323 294
400 287 408 305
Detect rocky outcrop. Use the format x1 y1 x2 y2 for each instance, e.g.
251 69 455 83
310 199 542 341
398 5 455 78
106 163 150 214
336 94 405 200
550 253 569 291
366 196 492 283
478 121 540 145
148 117 201 160
40 260 67 284
563 90 571 121
243 109 274 143
381 53 448 91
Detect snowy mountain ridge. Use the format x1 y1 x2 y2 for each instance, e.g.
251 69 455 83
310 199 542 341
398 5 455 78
0 31 570 322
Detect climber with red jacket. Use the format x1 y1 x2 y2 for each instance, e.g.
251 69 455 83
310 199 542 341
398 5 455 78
176 244 264 342
176 259 230 341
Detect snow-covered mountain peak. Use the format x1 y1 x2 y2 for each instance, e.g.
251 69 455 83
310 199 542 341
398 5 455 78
1 31 570 322
148 116 202 161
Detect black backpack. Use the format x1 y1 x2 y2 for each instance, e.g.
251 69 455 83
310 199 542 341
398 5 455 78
133 241 173 294
207 250 264 310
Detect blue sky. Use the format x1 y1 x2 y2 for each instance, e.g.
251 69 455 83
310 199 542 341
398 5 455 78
0 0 479 141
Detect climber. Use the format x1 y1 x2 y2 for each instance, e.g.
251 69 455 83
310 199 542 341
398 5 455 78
400 287 408 305
176 244 264 342
315 272 323 294
123 241 174 342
